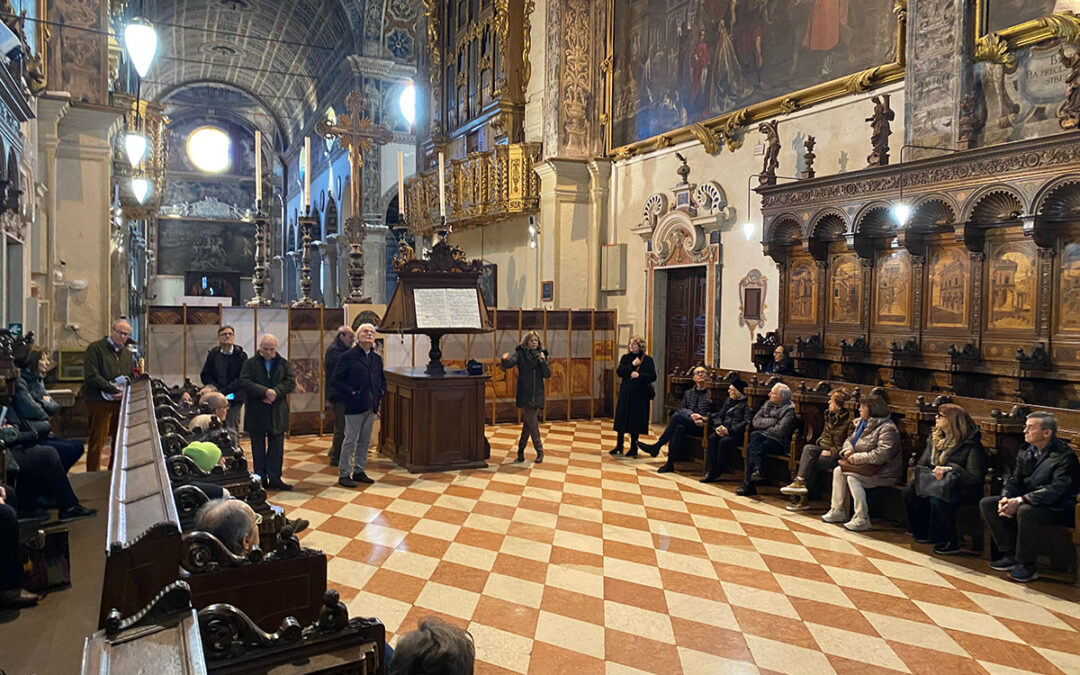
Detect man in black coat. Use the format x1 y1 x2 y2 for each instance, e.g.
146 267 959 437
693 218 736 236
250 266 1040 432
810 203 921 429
701 379 752 482
324 325 355 467
200 325 247 431
763 345 797 376
980 411 1080 582
330 323 385 487
639 366 714 473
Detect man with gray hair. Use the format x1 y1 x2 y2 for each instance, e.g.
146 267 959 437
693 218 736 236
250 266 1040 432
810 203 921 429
329 323 385 487
324 325 355 467
193 498 260 556
83 318 136 471
239 334 296 490
737 382 796 496
980 411 1080 582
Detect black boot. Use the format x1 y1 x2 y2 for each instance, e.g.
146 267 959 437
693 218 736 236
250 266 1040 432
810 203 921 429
535 447 544 463
516 447 525 462
657 461 675 473
638 441 661 458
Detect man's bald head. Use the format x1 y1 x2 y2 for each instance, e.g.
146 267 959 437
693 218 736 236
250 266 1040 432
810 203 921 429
201 391 228 417
258 334 278 360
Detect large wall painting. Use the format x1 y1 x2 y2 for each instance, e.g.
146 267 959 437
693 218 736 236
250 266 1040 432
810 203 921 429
988 240 1036 330
829 252 862 324
1060 242 1080 331
873 250 911 326
157 219 256 277
927 247 969 328
610 0 899 148
788 258 818 323
982 0 1080 35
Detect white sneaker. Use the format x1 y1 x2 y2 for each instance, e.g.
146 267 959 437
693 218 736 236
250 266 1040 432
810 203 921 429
844 518 872 532
821 509 848 523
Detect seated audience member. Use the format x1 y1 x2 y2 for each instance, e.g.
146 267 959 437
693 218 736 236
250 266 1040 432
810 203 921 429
193 498 260 556
736 383 797 496
1 484 42 610
780 389 853 510
979 411 1080 583
187 391 230 433
700 379 751 482
821 394 902 531
389 616 474 675
182 440 226 472
13 348 84 472
904 403 987 554
639 366 714 473
1 419 95 522
763 345 797 376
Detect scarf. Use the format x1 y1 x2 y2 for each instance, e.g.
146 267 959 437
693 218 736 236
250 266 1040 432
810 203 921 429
930 428 958 466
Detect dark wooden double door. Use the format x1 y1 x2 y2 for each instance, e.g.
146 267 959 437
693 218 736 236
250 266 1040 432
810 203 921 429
664 267 707 374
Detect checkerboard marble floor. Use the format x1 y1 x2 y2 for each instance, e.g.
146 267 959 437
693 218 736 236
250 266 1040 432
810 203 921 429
265 420 1080 675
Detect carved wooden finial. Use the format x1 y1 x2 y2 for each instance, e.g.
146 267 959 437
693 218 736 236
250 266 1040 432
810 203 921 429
801 136 816 180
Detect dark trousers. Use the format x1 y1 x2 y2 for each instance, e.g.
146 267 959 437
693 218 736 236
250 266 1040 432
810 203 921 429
9 444 79 512
1 493 19 591
705 434 741 477
250 433 285 482
903 484 958 545
615 432 640 452
744 433 785 477
979 496 1073 565
40 437 84 473
795 443 839 495
329 402 346 462
655 415 703 462
518 408 543 452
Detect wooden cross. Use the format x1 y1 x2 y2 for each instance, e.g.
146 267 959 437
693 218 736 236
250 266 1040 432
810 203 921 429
315 90 393 236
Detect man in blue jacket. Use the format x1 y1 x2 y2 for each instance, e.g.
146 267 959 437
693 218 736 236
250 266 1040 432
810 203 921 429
330 323 385 487
980 411 1080 582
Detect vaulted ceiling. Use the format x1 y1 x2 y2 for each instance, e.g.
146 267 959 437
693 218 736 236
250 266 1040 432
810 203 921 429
138 0 416 145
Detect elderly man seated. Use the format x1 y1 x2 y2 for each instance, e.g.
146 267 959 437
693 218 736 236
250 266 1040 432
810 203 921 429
638 366 714 473
187 391 230 433
980 411 1080 583
193 498 260 556
736 382 797 496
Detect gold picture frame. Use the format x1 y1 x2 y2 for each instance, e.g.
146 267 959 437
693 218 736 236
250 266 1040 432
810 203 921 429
973 4 1080 64
57 349 86 382
605 0 909 158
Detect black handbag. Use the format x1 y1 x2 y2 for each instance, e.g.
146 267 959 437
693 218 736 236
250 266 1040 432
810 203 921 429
20 528 72 591
913 465 959 501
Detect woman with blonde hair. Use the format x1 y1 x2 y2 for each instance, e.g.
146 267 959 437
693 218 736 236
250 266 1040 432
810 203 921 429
610 335 656 457
904 403 987 554
500 331 551 463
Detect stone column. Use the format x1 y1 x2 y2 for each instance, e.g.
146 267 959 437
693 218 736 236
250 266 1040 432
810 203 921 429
535 159 592 308
363 224 389 304
905 0 976 153
587 158 612 309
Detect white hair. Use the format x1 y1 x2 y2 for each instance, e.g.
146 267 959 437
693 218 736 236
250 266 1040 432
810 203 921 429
259 333 278 346
772 382 791 401
357 323 376 333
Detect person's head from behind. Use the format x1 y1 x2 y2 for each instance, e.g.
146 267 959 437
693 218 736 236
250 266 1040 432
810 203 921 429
389 616 474 675
201 391 229 419
194 498 259 556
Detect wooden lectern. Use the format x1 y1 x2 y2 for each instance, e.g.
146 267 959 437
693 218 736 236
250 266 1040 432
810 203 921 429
378 241 494 472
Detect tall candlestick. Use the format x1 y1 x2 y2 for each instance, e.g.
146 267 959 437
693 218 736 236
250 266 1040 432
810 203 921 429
397 150 405 216
304 136 311 209
438 151 446 217
255 130 262 204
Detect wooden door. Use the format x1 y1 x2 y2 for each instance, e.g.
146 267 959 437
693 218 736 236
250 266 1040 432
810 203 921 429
664 267 707 373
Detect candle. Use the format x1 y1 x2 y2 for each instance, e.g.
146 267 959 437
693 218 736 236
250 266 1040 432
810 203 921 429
254 130 262 204
438 151 446 217
397 149 405 216
304 136 311 209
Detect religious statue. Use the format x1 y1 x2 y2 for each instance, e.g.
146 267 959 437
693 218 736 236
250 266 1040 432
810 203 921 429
758 120 780 186
801 136 817 180
1058 47 1080 130
866 94 895 167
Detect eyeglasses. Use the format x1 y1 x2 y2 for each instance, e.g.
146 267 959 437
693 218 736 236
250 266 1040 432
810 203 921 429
254 513 263 525
935 413 944 419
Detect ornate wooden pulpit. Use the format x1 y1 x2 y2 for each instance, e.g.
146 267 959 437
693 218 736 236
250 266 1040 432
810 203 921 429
378 241 494 472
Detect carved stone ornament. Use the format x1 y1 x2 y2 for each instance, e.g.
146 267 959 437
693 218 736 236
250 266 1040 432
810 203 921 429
738 269 768 334
637 193 668 236
650 211 710 266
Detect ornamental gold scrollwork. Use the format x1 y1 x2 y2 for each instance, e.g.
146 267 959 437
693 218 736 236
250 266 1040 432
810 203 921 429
523 0 535 91
689 123 719 155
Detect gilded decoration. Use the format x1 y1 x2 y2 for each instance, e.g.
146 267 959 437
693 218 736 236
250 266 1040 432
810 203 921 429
873 250 911 326
403 142 541 232
606 0 906 157
829 252 862 324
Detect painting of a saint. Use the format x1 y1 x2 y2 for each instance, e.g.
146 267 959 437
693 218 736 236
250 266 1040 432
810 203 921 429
1059 243 1080 331
874 251 911 326
829 253 862 324
788 259 818 323
985 0 1080 34
988 241 1036 330
928 247 969 328
611 0 898 147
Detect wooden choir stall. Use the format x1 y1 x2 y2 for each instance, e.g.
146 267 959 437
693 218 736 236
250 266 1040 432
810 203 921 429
378 239 493 472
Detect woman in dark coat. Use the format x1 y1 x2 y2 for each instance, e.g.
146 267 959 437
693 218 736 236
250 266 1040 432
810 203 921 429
500 331 551 463
903 403 988 555
610 336 656 457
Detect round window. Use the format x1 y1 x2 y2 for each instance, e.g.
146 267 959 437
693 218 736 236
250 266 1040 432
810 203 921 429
186 126 231 173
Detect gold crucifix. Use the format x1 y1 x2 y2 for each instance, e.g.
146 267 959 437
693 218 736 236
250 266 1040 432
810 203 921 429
315 90 394 236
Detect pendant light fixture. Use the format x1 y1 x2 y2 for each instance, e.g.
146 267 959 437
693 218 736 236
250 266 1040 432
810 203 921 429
124 16 158 79
131 177 151 204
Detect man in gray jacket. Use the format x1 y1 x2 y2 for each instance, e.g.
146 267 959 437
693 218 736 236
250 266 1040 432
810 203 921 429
737 383 797 496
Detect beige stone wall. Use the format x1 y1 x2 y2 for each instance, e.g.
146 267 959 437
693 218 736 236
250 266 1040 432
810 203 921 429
606 83 905 372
